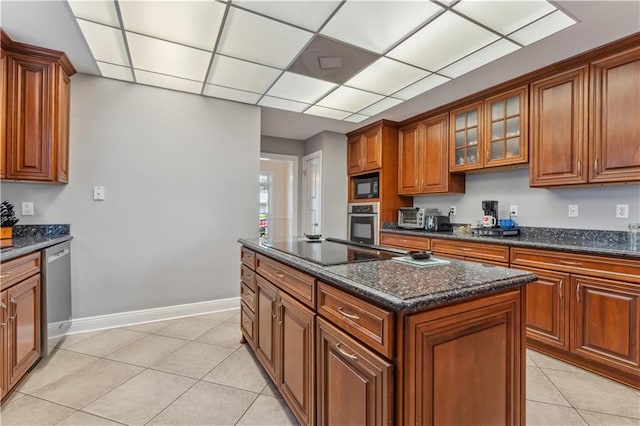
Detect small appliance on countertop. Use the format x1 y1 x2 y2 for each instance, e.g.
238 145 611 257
472 227 521 237
398 207 429 229
481 200 499 228
425 213 452 232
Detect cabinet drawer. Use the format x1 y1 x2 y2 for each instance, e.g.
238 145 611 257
240 301 255 348
241 264 256 290
256 254 315 309
241 247 256 269
241 282 255 312
510 247 640 284
1 251 41 291
317 281 394 358
431 238 509 263
380 233 430 251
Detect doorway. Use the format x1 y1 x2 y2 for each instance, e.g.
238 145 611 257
259 153 298 239
302 151 322 236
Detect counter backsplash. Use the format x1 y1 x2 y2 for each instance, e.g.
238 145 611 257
13 224 70 238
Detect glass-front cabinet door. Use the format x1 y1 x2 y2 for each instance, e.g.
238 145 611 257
450 101 483 172
484 86 528 167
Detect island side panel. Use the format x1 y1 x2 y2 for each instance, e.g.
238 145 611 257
403 288 525 426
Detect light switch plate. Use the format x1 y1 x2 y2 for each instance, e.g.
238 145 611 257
616 204 629 218
93 186 105 201
22 201 34 216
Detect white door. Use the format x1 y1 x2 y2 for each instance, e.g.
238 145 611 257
303 152 322 236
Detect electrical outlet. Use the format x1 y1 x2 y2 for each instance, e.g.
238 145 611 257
616 204 629 218
509 205 518 216
449 206 457 216
93 185 105 201
21 202 34 216
568 204 579 218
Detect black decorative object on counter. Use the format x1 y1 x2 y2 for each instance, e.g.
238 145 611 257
1 201 19 228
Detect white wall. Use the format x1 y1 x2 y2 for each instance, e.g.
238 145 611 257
414 168 640 231
1 74 260 318
304 131 348 238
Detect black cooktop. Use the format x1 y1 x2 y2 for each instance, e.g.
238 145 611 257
263 238 399 266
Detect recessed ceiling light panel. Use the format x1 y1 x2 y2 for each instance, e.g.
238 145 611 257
68 0 120 27
510 11 576 46
97 61 133 82
454 0 555 35
218 7 313 69
304 105 351 120
393 74 450 100
119 1 226 51
135 70 202 94
440 39 520 78
127 32 211 81
258 96 310 113
233 0 341 31
346 57 429 96
358 97 403 116
321 1 443 54
387 11 499 71
267 72 337 104
203 84 262 104
207 55 281 94
317 86 384 113
77 20 130 66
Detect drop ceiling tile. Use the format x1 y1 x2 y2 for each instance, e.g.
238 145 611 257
266 72 337 104
454 0 555 35
77 20 129 66
119 1 226 51
387 11 499 71
258 96 310 113
218 7 313 69
304 105 351 120
321 1 443 54
97 61 133 81
344 114 370 123
393 74 450 100
203 84 261 104
68 0 120 27
317 86 383 113
440 39 520 78
207 55 281 94
135 70 202 94
510 11 576 46
127 32 211 81
358 97 403 116
233 1 340 31
346 57 429 96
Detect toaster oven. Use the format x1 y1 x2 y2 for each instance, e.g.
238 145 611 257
397 208 426 229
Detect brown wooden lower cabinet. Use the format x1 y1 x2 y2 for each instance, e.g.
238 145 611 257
316 318 392 426
1 252 42 403
255 273 315 425
404 289 524 426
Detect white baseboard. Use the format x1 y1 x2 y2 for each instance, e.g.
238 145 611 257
66 297 240 335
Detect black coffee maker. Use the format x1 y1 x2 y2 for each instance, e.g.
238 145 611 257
482 200 499 228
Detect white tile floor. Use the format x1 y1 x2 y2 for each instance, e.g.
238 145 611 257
1 308 638 425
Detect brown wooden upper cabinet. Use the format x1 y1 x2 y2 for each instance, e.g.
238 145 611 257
398 113 464 195
1 30 76 183
347 126 382 175
450 87 529 173
531 45 640 186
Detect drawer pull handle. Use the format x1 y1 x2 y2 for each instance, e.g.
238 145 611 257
335 343 358 361
460 247 473 251
559 281 563 299
0 302 5 310
274 271 286 279
338 307 360 320
576 283 581 302
559 260 582 266
272 298 278 319
10 297 16 305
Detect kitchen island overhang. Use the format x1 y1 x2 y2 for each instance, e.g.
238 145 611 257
238 237 537 425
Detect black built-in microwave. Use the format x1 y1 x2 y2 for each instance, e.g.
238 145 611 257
352 173 379 199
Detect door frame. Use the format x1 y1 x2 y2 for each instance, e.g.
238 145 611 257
302 151 322 236
260 152 299 238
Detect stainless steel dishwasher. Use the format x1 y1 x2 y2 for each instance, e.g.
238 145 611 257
42 241 71 355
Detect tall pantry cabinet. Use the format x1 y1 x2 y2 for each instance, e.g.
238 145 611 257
1 30 75 183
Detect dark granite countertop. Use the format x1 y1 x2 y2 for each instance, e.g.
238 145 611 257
381 226 640 259
1 225 72 262
239 238 536 312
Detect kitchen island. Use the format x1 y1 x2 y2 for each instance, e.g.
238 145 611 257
238 237 537 426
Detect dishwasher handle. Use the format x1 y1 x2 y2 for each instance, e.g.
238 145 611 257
48 248 70 263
